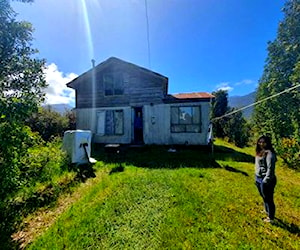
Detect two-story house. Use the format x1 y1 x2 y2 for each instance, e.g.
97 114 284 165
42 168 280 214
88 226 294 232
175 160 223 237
67 57 214 145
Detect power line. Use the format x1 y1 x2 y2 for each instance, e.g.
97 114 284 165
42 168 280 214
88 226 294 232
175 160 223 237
145 0 151 69
212 82 300 122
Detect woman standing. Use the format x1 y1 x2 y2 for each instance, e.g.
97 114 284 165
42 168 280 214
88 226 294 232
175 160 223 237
255 135 277 223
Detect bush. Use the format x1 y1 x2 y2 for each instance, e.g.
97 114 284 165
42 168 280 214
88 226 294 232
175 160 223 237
26 107 69 141
277 137 300 170
0 122 41 200
223 110 250 148
20 138 69 185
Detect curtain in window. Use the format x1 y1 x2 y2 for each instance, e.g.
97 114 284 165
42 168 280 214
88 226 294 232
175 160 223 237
105 110 114 135
97 111 105 135
114 110 124 135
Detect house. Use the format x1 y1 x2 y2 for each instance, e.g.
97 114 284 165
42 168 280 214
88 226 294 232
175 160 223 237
67 57 214 145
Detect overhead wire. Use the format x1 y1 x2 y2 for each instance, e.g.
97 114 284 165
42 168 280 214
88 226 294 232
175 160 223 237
211 82 300 122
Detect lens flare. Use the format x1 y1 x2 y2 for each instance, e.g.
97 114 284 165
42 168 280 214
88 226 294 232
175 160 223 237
79 0 96 128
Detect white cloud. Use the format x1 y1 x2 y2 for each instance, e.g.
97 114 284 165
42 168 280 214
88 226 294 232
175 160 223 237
234 79 255 86
44 63 77 105
216 82 233 92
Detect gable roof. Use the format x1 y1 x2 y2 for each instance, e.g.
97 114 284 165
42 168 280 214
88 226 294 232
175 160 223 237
67 57 168 89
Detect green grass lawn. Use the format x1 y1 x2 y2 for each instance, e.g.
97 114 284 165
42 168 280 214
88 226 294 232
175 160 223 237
23 141 300 249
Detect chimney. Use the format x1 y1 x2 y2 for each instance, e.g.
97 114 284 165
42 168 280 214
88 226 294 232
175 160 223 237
91 59 95 68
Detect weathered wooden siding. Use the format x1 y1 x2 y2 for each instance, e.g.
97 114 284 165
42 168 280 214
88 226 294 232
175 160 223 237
76 101 211 145
76 107 132 144
75 61 168 109
143 102 211 145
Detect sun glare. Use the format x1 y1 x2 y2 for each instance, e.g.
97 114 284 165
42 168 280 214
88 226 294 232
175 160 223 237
79 0 94 59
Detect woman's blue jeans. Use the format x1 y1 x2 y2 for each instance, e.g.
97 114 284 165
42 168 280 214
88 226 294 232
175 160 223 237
255 177 277 220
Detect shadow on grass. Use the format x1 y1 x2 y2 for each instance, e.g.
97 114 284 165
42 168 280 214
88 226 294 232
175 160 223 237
213 145 254 163
223 165 249 176
92 143 254 170
274 218 300 235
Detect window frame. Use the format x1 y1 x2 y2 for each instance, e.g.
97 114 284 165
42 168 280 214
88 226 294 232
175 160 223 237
103 73 124 96
170 106 202 133
97 109 124 136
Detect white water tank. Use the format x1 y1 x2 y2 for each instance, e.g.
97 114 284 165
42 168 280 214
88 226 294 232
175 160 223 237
62 130 92 164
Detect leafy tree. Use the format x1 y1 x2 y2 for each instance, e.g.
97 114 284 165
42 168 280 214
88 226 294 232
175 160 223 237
26 107 69 141
0 0 46 199
253 0 300 146
223 109 250 147
211 90 229 137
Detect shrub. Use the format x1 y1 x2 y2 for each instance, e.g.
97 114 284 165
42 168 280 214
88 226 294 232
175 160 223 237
277 137 300 170
0 122 41 200
26 107 69 141
20 138 69 185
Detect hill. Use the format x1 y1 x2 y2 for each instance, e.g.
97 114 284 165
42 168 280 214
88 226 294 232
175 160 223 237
228 91 256 119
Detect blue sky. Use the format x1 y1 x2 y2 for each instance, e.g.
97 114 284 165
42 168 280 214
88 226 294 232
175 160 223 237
12 0 285 106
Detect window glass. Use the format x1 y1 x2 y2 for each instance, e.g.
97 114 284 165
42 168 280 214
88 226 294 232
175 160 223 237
97 111 105 135
104 74 114 96
114 110 124 135
104 73 124 95
171 106 202 133
179 107 192 124
186 125 201 133
114 73 124 95
193 106 200 123
171 107 179 124
103 110 124 136
105 110 114 135
171 124 186 132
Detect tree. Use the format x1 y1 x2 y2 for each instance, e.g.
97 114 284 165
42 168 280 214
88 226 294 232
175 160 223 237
253 0 300 146
223 109 250 147
0 0 46 123
211 90 229 138
26 107 69 141
0 0 46 199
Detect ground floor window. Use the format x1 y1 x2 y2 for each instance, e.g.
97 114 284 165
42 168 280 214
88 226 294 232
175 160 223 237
171 106 201 133
97 110 124 135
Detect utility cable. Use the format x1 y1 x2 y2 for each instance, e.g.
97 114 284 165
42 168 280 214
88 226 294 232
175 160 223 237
211 82 300 122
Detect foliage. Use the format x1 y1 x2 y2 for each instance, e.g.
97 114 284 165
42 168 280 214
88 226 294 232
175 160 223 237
253 0 300 146
0 0 47 200
211 90 250 147
277 137 300 170
0 122 41 200
26 107 69 141
20 138 69 185
0 138 76 250
0 1 46 123
211 90 229 137
223 109 250 147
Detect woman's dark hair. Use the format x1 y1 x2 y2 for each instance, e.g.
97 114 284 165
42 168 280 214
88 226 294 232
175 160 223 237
256 135 276 155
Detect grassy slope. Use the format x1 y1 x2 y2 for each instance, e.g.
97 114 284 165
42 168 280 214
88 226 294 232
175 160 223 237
27 141 300 249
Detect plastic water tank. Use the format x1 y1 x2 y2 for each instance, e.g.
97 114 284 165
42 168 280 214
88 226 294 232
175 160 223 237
62 130 92 164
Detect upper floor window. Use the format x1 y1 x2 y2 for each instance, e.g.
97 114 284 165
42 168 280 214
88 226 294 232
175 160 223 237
104 73 124 96
171 106 202 133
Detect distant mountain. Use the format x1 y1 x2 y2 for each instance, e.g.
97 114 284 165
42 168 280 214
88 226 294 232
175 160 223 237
228 91 256 119
43 104 74 114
